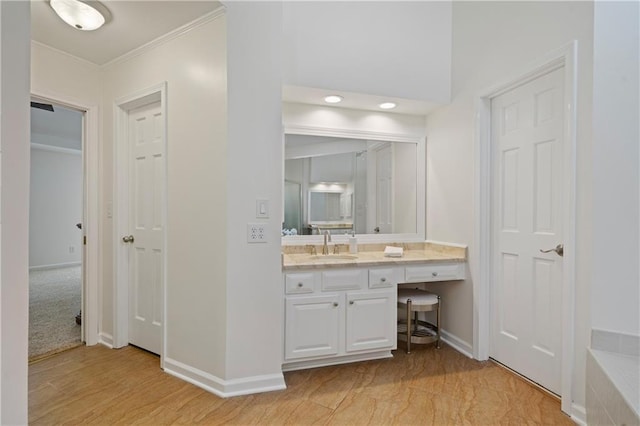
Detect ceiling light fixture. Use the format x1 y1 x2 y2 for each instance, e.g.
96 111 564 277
324 95 343 104
50 0 110 31
379 102 397 110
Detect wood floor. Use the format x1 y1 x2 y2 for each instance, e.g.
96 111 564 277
29 343 572 425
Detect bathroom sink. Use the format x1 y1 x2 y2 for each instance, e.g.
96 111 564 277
308 254 358 261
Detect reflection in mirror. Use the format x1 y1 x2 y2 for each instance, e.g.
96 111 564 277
283 180 301 235
284 134 417 236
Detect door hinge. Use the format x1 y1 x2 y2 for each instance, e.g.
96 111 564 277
83 235 87 245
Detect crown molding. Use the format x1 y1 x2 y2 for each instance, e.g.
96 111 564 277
101 5 225 69
31 40 101 69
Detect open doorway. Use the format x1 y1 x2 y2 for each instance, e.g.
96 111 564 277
29 100 85 361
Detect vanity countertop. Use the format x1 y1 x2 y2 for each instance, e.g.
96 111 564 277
282 242 466 270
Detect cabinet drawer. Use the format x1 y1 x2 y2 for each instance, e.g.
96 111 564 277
321 269 366 291
369 268 395 289
285 272 316 294
404 262 464 283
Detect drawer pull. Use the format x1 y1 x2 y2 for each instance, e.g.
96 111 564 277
380 277 387 282
297 282 303 288
333 302 339 307
432 272 438 277
349 300 354 305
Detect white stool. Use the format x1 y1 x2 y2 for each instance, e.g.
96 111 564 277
397 288 441 353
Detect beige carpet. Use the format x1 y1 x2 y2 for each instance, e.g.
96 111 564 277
29 266 82 361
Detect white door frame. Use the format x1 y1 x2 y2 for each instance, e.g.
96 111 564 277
473 42 577 415
113 82 168 366
31 90 101 347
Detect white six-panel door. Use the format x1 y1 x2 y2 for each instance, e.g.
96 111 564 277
490 68 564 394
127 101 164 355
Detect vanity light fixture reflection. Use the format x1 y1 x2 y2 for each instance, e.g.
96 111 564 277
379 102 397 110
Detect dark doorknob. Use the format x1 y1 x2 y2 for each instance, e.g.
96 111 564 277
76 223 82 230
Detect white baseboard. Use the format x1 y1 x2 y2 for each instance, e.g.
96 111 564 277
440 329 473 358
29 261 81 271
164 357 286 398
99 332 114 349
571 403 586 425
283 350 393 372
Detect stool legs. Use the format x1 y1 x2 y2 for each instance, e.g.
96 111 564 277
436 295 441 349
406 298 412 354
398 292 441 353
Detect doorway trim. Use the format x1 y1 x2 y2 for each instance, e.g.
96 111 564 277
31 90 101 347
473 41 577 415
113 82 168 365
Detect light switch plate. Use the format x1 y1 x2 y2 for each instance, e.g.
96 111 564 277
256 199 269 218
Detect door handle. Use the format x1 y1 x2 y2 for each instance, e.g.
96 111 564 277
374 227 380 233
540 244 563 257
122 235 135 243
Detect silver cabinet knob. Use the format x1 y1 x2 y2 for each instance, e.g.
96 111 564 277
122 235 134 243
432 271 438 277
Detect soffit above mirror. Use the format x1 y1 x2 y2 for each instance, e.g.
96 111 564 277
283 85 441 116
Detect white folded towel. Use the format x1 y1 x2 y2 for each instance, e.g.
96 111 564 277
384 246 404 257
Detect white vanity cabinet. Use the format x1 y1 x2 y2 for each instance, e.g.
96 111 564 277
283 266 402 369
345 290 396 352
285 294 340 360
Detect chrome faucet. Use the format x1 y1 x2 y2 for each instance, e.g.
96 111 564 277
322 230 332 255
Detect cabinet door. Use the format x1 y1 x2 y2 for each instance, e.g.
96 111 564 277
345 290 396 352
285 294 340 360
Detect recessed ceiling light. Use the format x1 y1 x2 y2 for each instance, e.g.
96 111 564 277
50 0 109 31
379 102 397 110
324 95 343 104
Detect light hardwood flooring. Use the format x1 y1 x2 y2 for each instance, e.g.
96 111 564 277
29 343 573 425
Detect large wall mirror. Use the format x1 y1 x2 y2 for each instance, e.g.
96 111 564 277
283 129 425 243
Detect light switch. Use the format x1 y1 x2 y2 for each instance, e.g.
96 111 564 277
256 199 269 218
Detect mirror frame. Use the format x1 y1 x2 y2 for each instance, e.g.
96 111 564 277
283 125 425 245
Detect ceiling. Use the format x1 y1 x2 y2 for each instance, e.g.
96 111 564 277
31 0 222 66
30 0 435 116
31 1 222 143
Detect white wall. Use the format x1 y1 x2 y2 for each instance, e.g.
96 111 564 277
101 15 228 378
282 1 452 103
224 1 285 386
32 4 285 395
425 0 594 412
0 1 30 423
29 146 82 268
31 42 102 104
591 1 639 335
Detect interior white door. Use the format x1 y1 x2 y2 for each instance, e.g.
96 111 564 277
127 101 164 355
375 144 393 234
490 67 564 394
